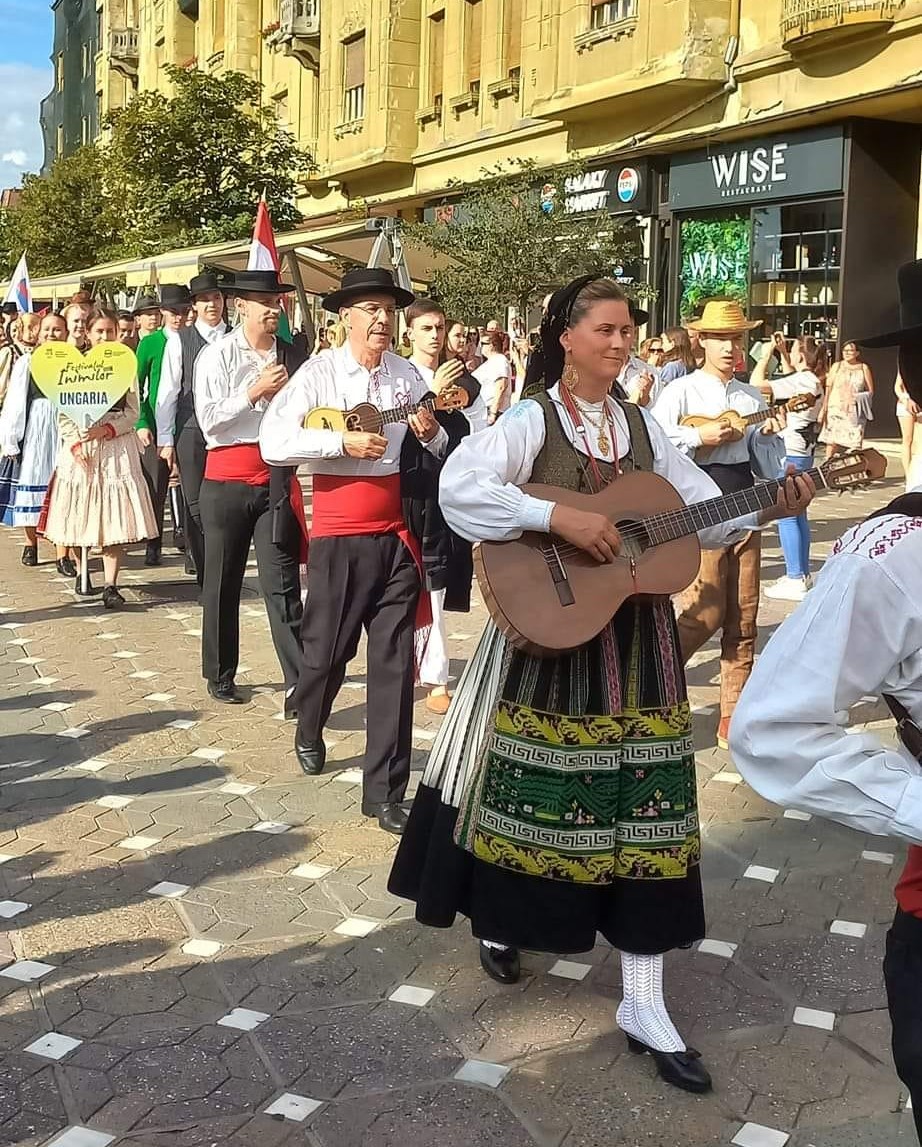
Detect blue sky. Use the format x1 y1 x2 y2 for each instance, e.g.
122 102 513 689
1 0 54 188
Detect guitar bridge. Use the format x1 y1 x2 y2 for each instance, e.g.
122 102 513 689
545 545 575 607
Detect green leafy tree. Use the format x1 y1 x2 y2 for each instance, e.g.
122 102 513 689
104 65 313 256
0 146 119 278
404 160 643 322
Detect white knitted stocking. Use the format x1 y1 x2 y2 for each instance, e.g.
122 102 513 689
615 952 685 1053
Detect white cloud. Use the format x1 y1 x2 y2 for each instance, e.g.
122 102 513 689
0 63 53 191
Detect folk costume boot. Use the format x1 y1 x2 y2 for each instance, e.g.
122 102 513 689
479 941 521 985
616 952 711 1094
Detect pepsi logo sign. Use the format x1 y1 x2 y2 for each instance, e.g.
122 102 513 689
617 167 640 203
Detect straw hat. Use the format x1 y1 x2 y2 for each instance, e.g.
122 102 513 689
687 299 760 334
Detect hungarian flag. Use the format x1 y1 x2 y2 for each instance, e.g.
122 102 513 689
3 252 32 314
248 195 292 344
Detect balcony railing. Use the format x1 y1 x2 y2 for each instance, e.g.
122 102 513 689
279 0 320 38
781 0 903 47
109 28 140 75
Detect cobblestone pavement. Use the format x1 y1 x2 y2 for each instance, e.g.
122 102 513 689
0 445 917 1147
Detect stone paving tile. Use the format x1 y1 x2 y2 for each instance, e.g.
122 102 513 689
0 475 913 1145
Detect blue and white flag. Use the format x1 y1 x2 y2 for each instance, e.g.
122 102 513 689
2 253 32 314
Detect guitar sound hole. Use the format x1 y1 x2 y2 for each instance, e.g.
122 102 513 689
615 518 650 559
345 414 362 432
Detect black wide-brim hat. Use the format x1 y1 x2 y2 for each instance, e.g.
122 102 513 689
859 259 922 348
133 293 161 315
189 272 227 298
322 266 415 312
628 299 649 327
159 283 193 311
228 269 294 295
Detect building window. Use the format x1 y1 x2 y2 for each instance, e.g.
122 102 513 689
56 123 64 156
342 33 366 123
428 11 445 104
55 52 64 88
214 0 225 48
504 0 522 71
590 0 638 27
463 0 483 89
81 115 90 144
273 90 289 126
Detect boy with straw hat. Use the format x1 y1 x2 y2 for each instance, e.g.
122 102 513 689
652 297 780 748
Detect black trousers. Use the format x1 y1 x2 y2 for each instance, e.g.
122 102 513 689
176 420 207 587
295 533 419 806
199 478 303 693
141 442 169 543
885 908 922 1141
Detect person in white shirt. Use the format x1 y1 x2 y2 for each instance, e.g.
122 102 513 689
473 332 513 422
652 299 783 749
618 301 663 408
730 259 922 1143
259 268 454 836
388 275 812 1095
156 273 229 585
193 268 305 709
406 298 484 715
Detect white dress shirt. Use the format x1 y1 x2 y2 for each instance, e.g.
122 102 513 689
259 344 448 474
651 368 767 461
194 326 275 450
439 384 758 546
156 318 228 446
0 353 32 454
730 502 922 845
619 354 664 407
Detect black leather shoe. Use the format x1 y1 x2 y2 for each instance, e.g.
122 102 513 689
207 678 243 704
144 542 162 567
21 545 38 567
74 573 97 596
295 737 325 775
56 556 77 578
362 802 408 835
173 528 186 552
184 553 197 576
626 1035 712 1094
479 942 521 985
102 585 125 610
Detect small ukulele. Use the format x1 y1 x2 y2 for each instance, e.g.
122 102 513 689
475 448 887 657
680 394 816 458
303 388 467 433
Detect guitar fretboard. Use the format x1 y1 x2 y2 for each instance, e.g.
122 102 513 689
641 464 829 546
375 397 439 426
741 401 788 428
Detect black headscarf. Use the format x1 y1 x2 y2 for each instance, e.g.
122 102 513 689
522 275 598 399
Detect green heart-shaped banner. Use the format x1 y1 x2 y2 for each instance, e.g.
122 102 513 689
30 342 137 431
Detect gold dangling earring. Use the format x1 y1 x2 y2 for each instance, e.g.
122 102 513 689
562 356 579 392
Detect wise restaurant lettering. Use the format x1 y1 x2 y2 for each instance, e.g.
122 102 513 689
709 144 788 198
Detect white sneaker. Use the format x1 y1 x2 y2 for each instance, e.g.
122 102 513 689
764 575 808 602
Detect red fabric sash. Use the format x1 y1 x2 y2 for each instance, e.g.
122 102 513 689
205 444 270 486
896 846 922 918
311 473 431 631
289 475 310 565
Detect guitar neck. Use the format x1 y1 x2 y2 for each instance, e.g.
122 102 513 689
741 402 785 428
377 396 437 426
643 463 828 544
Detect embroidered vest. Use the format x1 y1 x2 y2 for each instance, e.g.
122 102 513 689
528 389 654 491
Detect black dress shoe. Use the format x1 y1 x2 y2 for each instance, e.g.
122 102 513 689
479 942 521 985
207 678 243 704
102 585 125 610
294 737 325 775
56 556 77 578
173 528 186 552
626 1035 712 1094
184 552 198 577
362 801 408 835
144 542 162 567
21 545 38 567
74 573 98 596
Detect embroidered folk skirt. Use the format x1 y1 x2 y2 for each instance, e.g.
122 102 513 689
389 600 705 955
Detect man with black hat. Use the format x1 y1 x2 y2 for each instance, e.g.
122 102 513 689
193 268 306 710
156 272 229 582
259 267 453 835
731 259 922 1140
136 284 192 566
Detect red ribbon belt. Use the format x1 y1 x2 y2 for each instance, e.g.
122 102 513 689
204 443 270 486
897 845 922 919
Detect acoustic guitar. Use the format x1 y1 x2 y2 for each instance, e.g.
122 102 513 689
303 388 466 433
475 448 886 657
680 394 816 460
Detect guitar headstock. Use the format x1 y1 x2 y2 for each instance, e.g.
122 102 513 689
821 448 888 489
436 386 468 412
786 393 818 414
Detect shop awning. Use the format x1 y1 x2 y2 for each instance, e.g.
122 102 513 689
7 216 451 304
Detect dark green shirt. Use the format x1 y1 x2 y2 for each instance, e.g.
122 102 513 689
135 328 168 433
